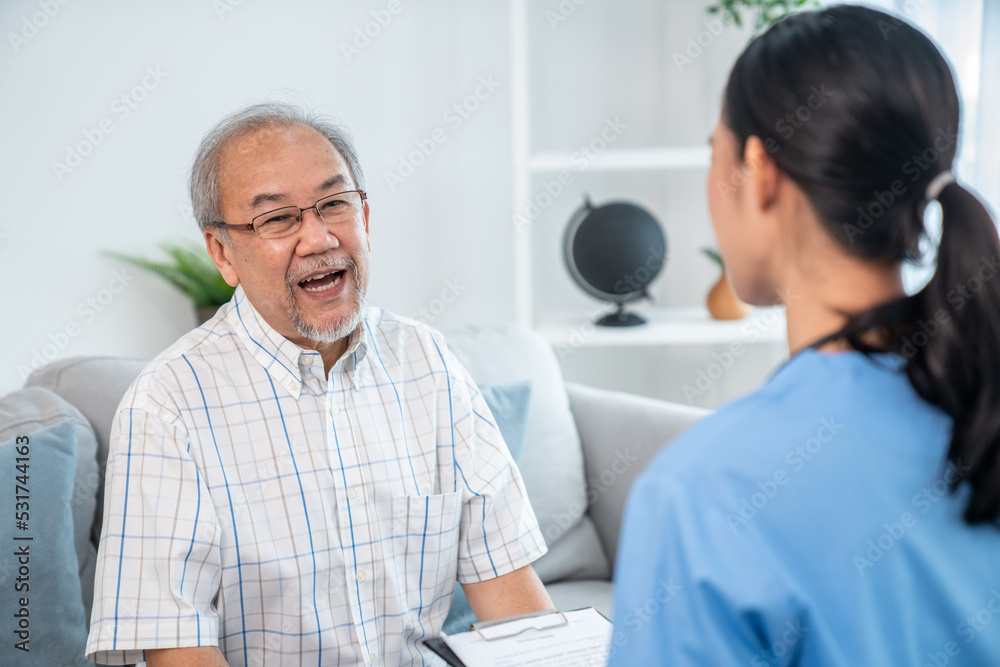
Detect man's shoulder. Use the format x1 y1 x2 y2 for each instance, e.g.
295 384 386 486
122 313 243 411
362 307 450 350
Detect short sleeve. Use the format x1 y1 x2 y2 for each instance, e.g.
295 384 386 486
86 402 222 665
437 345 547 584
609 461 806 666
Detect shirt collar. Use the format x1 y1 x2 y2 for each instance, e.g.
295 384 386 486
226 285 369 397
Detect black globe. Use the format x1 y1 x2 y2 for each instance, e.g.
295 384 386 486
563 197 667 326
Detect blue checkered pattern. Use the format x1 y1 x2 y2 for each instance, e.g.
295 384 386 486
85 286 546 666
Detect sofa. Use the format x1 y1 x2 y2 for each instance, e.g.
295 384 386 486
1 322 706 666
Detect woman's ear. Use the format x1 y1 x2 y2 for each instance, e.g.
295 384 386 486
745 136 781 213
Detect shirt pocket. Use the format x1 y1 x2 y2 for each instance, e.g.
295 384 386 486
378 491 463 617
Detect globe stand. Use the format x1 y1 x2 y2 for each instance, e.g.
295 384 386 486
596 303 646 327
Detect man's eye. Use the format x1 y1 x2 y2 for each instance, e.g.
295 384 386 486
263 213 294 225
321 199 346 211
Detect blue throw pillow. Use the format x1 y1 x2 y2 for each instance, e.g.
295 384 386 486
0 419 94 666
442 380 533 635
478 381 533 465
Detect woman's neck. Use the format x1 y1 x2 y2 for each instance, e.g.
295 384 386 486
781 258 905 356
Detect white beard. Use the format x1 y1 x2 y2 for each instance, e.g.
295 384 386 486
286 258 367 344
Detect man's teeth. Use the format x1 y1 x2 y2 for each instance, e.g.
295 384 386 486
300 271 343 292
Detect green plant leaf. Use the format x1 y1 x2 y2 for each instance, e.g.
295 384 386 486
707 0 818 33
701 247 725 269
102 241 235 308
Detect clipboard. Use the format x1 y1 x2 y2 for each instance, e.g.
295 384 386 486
424 635 469 667
423 610 566 667
423 609 608 667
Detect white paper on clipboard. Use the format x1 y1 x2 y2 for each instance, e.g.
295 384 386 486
441 607 612 667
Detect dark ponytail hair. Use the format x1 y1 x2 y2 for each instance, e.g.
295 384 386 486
723 5 1000 525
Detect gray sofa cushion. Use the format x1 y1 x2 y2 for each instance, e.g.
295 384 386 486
0 387 100 628
26 356 150 549
566 382 708 568
545 579 613 619
28 323 613 591
444 323 610 583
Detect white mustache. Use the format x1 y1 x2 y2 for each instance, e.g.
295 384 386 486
286 255 357 289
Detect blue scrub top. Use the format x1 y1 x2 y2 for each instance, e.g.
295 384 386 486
610 349 1000 666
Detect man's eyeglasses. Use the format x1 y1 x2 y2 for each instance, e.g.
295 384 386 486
214 189 367 240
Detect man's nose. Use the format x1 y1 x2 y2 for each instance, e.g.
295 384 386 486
295 207 339 253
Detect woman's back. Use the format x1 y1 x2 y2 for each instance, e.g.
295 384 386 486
612 349 1000 665
610 4 1000 663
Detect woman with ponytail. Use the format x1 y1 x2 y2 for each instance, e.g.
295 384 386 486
610 5 1000 664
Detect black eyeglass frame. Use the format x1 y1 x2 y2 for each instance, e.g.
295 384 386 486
213 189 368 235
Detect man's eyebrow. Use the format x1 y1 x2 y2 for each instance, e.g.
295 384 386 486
250 192 285 209
319 174 348 192
248 175 349 209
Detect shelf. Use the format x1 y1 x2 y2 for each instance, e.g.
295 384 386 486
535 306 787 348
528 146 711 173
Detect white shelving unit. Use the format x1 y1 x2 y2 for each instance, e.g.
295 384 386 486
508 1 783 350
536 307 787 348
528 146 711 173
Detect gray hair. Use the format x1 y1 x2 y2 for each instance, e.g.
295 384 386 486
189 102 366 234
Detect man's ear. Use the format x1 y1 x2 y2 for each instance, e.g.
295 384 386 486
745 135 780 213
205 228 240 287
362 198 372 252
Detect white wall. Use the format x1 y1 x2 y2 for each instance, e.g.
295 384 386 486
2 0 519 395
4 1 984 408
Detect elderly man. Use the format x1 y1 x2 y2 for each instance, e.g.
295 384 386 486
85 102 552 666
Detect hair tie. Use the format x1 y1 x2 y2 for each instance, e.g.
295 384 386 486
925 170 956 201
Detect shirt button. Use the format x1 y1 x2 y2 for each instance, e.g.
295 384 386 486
287 381 298 393
330 404 340 416
356 570 367 582
301 355 313 366
347 487 358 500
369 652 377 664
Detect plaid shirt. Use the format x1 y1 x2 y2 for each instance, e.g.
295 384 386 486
85 286 546 666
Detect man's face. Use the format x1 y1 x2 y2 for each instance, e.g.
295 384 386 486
207 123 371 348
